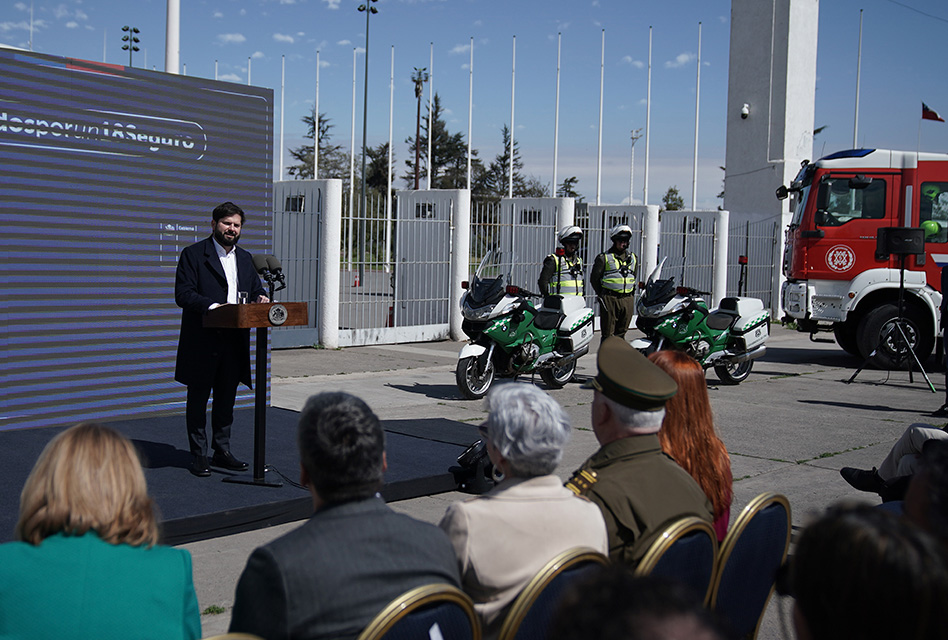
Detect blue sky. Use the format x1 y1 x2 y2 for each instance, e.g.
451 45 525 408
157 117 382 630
3 0 947 208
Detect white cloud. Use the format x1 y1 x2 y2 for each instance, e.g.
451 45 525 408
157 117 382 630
665 52 696 69
52 4 69 19
251 50 266 59
74 9 87 20
219 73 242 82
14 2 27 11
273 33 295 44
622 55 644 69
0 21 30 33
323 0 341 8
280 0 297 4
213 11 224 18
297 31 305 37
65 21 78 28
239 8 247 15
217 33 247 44
337 39 351 46
318 58 330 68
450 43 470 55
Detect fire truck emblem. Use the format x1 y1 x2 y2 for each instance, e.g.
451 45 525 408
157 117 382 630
826 245 856 273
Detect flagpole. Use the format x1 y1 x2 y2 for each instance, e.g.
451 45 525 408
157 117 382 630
386 45 394 272
427 42 433 190
643 26 652 206
348 48 356 270
279 55 285 181
314 50 320 179
552 32 561 197
596 29 604 206
467 36 474 191
853 9 863 148
509 35 516 200
691 22 701 211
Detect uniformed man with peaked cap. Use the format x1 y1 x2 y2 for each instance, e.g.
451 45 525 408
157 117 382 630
567 337 714 565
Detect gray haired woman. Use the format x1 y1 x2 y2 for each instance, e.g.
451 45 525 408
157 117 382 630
439 383 608 639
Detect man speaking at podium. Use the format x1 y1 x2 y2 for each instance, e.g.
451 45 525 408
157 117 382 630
175 202 269 478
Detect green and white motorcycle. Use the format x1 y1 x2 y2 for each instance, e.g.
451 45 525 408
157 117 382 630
455 251 595 399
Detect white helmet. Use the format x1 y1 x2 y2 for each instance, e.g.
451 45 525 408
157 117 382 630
610 224 633 241
558 225 583 245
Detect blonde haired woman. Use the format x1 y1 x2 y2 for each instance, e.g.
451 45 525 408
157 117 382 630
0 423 201 640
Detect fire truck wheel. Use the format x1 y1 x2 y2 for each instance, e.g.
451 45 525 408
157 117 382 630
857 303 934 370
833 322 861 356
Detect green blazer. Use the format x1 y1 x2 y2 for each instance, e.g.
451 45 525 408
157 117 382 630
0 531 201 640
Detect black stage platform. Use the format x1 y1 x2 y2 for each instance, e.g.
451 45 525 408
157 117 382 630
0 408 478 545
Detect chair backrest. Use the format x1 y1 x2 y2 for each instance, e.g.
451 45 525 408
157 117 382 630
356 584 480 640
709 492 791 640
497 547 609 640
634 516 718 605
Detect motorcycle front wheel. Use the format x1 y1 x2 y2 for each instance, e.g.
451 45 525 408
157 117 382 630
713 359 753 385
456 356 496 400
540 358 577 389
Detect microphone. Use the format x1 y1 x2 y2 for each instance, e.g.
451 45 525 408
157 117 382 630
265 255 287 292
252 254 271 276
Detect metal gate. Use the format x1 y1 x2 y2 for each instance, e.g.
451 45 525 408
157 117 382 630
728 216 779 311
272 180 321 348
658 211 719 294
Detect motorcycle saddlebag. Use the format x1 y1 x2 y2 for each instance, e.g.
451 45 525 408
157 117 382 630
557 309 595 352
722 297 769 350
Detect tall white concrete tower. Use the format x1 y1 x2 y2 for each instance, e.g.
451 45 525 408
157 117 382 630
723 0 819 222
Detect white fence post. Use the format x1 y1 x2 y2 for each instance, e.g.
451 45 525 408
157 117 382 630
451 190 472 341
642 204 660 279
712 209 729 308
318 180 343 349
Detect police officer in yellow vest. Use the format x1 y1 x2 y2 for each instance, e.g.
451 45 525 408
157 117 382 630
538 226 585 298
591 224 638 339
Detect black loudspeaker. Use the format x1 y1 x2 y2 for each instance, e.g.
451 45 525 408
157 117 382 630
875 227 926 260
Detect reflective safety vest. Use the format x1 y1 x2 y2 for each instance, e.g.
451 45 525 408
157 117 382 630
549 254 584 296
601 252 637 294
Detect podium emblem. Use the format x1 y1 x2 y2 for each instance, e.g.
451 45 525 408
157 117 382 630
268 303 288 326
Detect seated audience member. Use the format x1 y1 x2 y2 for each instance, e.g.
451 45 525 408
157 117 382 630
789 503 948 640
568 337 714 565
439 383 608 638
0 423 201 640
549 566 726 640
648 350 733 540
229 391 460 640
840 422 947 499
904 439 948 541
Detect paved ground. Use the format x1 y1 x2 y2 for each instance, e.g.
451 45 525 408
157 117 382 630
182 324 946 637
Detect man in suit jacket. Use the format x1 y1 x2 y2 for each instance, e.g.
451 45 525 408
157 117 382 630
229 392 461 640
174 201 268 477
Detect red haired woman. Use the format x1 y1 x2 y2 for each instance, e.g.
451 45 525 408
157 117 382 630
648 350 733 540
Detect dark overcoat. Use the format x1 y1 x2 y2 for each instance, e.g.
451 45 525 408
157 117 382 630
174 237 266 388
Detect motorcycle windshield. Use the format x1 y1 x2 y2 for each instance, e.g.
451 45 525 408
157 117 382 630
470 250 512 307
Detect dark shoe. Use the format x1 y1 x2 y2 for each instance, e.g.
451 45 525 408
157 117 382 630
189 455 211 477
211 450 249 471
931 404 948 418
840 466 884 493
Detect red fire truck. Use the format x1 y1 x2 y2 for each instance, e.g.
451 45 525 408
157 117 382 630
779 148 948 368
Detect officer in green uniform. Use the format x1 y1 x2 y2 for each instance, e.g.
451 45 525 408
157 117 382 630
591 224 637 339
567 337 714 565
538 226 585 298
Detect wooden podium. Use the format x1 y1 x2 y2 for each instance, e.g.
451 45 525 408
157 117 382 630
204 302 308 487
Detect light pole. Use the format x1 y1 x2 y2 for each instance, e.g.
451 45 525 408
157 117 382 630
356 0 378 288
411 67 429 190
121 26 140 67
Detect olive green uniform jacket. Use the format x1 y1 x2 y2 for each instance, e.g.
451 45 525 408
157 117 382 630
572 434 714 566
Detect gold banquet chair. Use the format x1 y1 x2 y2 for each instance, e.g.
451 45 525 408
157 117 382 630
634 516 718 606
497 547 609 640
709 492 792 640
357 584 480 640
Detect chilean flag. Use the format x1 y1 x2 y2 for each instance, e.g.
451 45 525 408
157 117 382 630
922 102 945 122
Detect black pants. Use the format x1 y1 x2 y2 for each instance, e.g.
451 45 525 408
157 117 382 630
186 343 240 457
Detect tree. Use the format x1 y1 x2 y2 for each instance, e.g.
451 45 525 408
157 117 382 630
557 176 584 201
364 142 394 197
287 111 349 182
661 186 684 212
473 125 545 200
403 93 480 190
